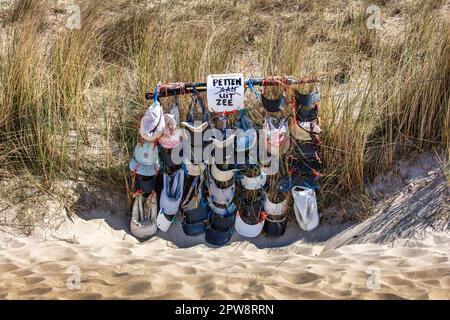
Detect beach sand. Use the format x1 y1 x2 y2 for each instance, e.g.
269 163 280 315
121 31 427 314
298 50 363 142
0 155 448 300
0 214 448 300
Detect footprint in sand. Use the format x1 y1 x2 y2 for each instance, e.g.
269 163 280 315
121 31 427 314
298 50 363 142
24 276 46 285
0 263 18 273
21 287 53 297
111 248 133 256
283 272 321 285
181 266 197 275
115 280 152 296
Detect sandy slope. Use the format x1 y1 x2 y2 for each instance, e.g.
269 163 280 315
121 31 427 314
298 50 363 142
0 215 449 300
0 155 448 300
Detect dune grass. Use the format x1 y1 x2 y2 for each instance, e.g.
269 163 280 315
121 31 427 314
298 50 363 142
0 0 448 227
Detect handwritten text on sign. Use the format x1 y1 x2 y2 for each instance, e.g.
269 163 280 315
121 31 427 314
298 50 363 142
207 74 245 113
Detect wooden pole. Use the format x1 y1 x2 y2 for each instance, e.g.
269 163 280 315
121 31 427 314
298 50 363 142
145 76 319 100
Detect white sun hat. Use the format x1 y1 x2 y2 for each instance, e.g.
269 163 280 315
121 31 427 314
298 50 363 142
130 193 158 240
210 160 237 182
234 210 266 238
263 194 288 216
292 186 320 231
234 200 266 238
208 178 235 206
140 101 166 142
240 172 267 190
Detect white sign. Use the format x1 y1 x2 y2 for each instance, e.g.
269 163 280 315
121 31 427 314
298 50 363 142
207 73 245 113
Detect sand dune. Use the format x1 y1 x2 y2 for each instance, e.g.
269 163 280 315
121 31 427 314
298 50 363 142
0 215 448 299
0 159 448 300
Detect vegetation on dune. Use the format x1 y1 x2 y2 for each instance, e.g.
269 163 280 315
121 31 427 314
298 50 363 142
0 0 448 230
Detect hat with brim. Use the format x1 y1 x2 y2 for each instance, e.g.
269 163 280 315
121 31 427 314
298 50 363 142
263 195 287 216
135 174 156 193
130 194 158 240
129 157 158 176
156 209 175 232
211 160 237 182
182 220 206 236
234 213 265 238
205 227 233 247
140 101 166 142
208 197 237 216
295 90 319 107
264 215 287 237
241 173 267 191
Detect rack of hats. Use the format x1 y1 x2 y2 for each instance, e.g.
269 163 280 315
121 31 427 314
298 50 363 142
128 76 323 245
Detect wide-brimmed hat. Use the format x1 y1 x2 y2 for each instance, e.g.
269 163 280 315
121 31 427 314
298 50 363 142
129 141 160 176
140 101 166 142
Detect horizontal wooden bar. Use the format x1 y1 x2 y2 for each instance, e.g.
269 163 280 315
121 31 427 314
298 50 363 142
145 76 319 100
